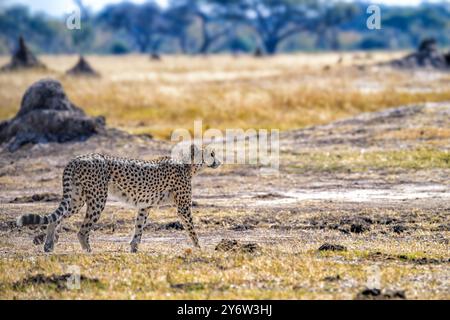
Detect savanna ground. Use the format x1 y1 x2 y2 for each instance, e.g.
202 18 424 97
0 52 449 299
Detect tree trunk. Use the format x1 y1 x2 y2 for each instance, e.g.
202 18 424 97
329 28 340 51
264 37 279 55
137 40 148 53
178 36 187 54
197 15 210 54
198 37 211 54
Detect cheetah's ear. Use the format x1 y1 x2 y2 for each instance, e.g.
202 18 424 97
190 143 202 164
171 141 201 164
190 143 196 163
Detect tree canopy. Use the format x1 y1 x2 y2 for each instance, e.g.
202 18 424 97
0 0 449 55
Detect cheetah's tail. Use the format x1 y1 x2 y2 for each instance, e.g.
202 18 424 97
16 213 49 226
16 162 75 227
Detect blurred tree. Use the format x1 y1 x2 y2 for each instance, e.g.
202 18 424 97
0 5 65 53
97 2 168 53
70 0 95 53
110 41 130 55
315 2 360 50
165 0 236 54
221 0 356 54
165 0 196 53
1 1 450 54
219 0 305 54
195 0 234 54
382 3 450 49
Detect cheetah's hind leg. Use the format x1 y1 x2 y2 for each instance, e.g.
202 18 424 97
44 189 85 253
77 196 106 253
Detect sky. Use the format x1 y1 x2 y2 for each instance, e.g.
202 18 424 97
1 0 448 17
2 0 152 16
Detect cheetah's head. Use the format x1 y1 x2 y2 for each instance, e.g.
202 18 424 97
202 145 221 169
175 142 221 172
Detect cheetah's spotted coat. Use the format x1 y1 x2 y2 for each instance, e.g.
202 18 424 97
17 145 221 253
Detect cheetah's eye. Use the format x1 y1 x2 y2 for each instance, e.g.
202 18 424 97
211 151 215 157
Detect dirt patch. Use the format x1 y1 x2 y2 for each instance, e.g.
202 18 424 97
146 221 184 231
434 224 450 232
10 192 60 203
32 225 74 244
282 103 450 153
386 38 450 70
323 275 341 282
32 233 46 245
392 225 408 234
230 224 254 231
170 282 204 291
253 192 286 200
318 243 347 252
367 252 449 265
349 223 370 234
0 36 46 71
32 232 62 245
397 255 449 265
355 288 406 300
160 221 184 230
215 239 260 254
305 216 374 234
0 78 106 152
0 221 17 232
150 53 161 61
12 273 100 291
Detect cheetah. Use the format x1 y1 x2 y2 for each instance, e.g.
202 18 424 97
16 144 221 253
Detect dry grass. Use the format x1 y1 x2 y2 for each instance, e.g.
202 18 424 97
375 127 450 141
0 248 446 300
1 53 450 139
283 148 450 173
1 206 448 300
0 52 449 300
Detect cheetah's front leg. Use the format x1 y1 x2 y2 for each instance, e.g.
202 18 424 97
177 205 200 248
130 208 149 253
